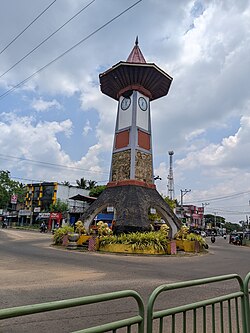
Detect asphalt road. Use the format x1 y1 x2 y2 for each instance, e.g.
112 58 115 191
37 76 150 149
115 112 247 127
0 229 249 332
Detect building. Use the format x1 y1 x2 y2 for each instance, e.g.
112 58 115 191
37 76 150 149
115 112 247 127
176 205 204 229
20 182 90 227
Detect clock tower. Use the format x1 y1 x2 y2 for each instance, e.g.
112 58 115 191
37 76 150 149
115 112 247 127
110 88 153 185
81 38 181 235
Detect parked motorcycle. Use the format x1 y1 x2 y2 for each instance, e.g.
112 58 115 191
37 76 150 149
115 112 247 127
40 223 48 233
1 222 7 229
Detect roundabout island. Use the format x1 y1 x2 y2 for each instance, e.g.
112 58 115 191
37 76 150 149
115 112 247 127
53 221 208 256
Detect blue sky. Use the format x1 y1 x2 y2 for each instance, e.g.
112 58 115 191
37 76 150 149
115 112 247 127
0 0 250 223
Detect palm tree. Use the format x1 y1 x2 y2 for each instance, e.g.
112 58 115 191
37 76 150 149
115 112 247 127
87 180 97 190
76 177 87 189
62 181 70 186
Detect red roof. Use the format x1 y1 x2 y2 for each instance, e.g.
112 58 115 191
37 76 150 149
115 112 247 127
99 37 173 101
126 36 146 63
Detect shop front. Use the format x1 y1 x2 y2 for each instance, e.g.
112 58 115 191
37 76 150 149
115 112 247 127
18 210 32 226
48 212 62 230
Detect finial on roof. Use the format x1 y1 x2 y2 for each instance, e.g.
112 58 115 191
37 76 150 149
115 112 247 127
126 36 146 63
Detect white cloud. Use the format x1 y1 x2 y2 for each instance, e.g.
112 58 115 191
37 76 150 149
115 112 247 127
185 128 205 141
0 0 250 222
31 98 62 112
82 119 92 136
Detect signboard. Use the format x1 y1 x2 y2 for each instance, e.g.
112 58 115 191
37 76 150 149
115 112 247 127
11 194 18 204
19 210 32 216
107 206 114 213
38 213 50 218
150 208 156 214
50 212 62 219
34 207 41 213
69 207 84 213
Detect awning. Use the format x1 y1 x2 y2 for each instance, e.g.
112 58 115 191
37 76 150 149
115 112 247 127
69 194 97 204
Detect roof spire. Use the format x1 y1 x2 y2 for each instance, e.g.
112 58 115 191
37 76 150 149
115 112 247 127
126 36 146 63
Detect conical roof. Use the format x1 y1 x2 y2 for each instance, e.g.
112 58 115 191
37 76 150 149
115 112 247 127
126 36 146 63
99 38 173 101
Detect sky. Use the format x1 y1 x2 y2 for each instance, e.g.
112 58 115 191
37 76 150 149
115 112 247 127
0 0 250 224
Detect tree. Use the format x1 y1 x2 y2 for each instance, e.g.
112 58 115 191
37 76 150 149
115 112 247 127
87 180 97 190
0 170 26 209
224 222 242 233
164 196 177 211
204 214 225 225
76 178 98 190
62 181 70 186
49 199 69 213
89 185 106 197
76 177 87 189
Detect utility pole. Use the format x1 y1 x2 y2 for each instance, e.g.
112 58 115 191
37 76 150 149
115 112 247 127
202 202 209 229
214 212 217 230
180 189 191 208
167 151 175 200
180 189 191 222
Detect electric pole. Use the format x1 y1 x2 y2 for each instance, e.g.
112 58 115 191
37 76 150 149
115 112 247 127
202 202 209 229
180 189 191 208
167 151 175 200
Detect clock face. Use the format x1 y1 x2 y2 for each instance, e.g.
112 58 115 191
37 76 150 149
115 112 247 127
138 97 148 111
120 97 131 110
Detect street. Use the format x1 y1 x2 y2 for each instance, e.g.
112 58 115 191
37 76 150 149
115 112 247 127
0 229 249 332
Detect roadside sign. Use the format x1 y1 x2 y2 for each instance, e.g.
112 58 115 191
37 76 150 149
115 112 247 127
11 194 18 204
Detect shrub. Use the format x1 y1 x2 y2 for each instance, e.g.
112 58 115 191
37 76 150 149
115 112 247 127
186 233 208 247
99 231 169 252
53 226 74 245
174 227 208 249
174 226 189 240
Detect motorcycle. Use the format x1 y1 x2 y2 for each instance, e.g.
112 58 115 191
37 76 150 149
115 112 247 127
211 236 216 243
40 224 48 233
232 237 242 246
2 222 7 229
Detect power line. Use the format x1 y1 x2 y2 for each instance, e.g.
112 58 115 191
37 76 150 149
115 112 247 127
0 0 57 56
0 153 109 175
186 190 250 204
11 176 49 183
207 207 250 214
0 0 142 100
11 175 108 184
0 0 96 79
